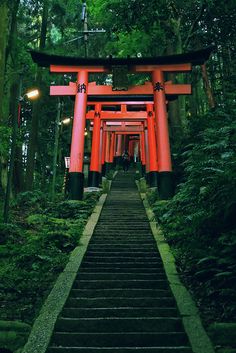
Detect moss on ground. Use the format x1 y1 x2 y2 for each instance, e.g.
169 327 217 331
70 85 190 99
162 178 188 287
0 190 101 352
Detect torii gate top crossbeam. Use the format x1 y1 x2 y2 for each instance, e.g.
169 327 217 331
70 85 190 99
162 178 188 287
30 46 214 70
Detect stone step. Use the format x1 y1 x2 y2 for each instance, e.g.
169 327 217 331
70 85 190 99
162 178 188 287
70 289 172 298
79 266 164 272
47 347 192 353
51 332 189 347
55 317 184 333
90 237 154 242
76 273 167 281
81 257 163 263
87 246 157 251
88 239 155 244
66 297 176 308
80 262 163 268
73 280 168 290
85 251 158 258
88 243 155 248
99 216 147 219
44 173 193 353
96 221 150 224
94 228 151 232
61 307 179 318
93 231 152 235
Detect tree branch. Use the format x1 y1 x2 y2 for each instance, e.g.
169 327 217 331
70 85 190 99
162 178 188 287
183 0 206 50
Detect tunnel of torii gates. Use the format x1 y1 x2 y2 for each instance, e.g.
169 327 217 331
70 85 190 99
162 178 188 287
31 47 213 200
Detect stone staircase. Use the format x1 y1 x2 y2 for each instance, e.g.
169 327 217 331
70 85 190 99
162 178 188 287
46 171 193 353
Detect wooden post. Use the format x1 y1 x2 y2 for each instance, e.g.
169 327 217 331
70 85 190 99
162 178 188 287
69 70 88 199
101 129 107 176
88 103 101 187
109 132 115 164
144 125 150 179
152 69 173 198
146 103 158 187
140 130 146 175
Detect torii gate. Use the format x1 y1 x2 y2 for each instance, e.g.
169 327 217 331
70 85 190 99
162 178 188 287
31 47 213 199
86 104 156 186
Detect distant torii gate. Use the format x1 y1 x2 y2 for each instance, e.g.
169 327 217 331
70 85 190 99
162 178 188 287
30 47 213 199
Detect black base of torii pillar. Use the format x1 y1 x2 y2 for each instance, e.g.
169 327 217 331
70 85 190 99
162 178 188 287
88 171 100 187
69 172 84 200
147 171 159 188
158 172 174 199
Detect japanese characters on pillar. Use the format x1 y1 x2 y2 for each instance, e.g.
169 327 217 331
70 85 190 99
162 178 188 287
152 70 172 172
69 70 88 199
152 69 173 198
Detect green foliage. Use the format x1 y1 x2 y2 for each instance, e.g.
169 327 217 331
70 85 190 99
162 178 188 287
153 106 236 323
0 191 100 327
0 126 10 159
146 189 159 206
0 223 22 245
14 191 47 209
0 319 31 352
105 170 115 180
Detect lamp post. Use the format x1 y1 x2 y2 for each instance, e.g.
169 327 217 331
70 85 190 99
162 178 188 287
3 84 39 223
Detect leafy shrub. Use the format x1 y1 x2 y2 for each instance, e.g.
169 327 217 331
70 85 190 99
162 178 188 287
45 192 100 219
0 189 100 327
14 191 47 211
152 107 236 323
43 231 77 252
0 223 22 245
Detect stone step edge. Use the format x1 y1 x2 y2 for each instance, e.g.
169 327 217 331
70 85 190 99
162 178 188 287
48 346 192 349
140 190 215 353
57 317 181 321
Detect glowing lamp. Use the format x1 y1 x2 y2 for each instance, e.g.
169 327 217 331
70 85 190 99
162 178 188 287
25 89 39 99
62 117 71 125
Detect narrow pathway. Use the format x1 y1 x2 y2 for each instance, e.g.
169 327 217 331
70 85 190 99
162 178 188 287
47 171 193 352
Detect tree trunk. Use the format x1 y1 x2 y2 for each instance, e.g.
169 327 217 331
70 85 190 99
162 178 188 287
166 35 185 144
201 64 216 109
0 2 9 192
0 1 9 124
25 0 49 190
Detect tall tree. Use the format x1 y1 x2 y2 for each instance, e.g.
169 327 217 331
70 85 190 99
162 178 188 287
25 0 50 190
0 0 9 124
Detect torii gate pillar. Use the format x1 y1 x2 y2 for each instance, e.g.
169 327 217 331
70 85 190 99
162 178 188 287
88 104 101 187
101 129 107 176
146 104 158 187
115 134 123 165
152 69 174 199
69 70 88 200
140 131 146 176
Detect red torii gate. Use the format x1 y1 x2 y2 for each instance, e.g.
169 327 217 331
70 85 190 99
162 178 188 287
87 105 156 185
30 48 213 199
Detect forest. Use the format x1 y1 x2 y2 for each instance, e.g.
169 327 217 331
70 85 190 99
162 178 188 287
0 0 236 352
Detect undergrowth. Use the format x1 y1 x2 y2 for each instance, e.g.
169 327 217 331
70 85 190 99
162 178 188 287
0 191 101 324
151 106 236 325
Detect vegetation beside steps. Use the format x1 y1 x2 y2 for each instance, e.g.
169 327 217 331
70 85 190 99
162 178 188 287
144 107 236 353
0 190 102 352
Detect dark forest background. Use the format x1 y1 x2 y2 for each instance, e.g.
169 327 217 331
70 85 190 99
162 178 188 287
0 0 236 351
